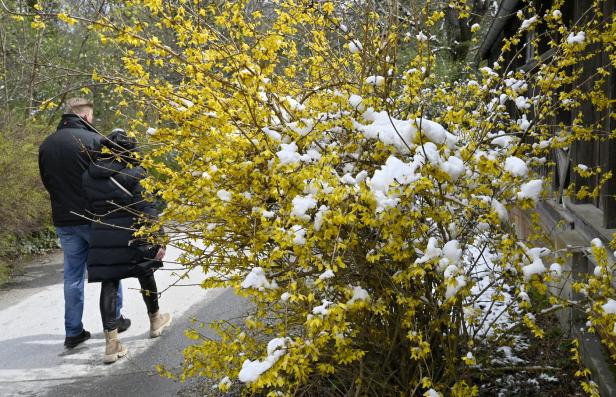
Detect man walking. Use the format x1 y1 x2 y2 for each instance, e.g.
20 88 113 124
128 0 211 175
39 98 130 349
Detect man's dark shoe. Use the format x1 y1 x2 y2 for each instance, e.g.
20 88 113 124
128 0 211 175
117 315 131 333
64 329 91 349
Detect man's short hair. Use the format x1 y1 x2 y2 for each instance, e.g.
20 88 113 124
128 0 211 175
64 97 93 115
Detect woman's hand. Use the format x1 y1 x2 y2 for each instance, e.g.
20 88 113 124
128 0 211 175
155 247 166 261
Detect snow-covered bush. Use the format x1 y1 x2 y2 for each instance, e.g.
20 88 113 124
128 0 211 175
85 0 615 395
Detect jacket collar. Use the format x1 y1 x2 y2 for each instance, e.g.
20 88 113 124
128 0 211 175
56 114 96 132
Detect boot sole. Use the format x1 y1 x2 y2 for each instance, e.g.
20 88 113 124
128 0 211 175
150 316 172 338
103 346 128 364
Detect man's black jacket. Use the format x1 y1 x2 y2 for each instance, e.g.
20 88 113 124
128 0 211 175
39 114 102 226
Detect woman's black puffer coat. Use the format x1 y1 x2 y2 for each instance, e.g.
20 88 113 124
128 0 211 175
82 156 162 282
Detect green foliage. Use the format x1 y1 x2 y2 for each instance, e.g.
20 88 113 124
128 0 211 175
0 116 56 284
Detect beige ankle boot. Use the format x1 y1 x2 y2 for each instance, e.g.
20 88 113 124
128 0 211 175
103 329 128 364
149 311 172 338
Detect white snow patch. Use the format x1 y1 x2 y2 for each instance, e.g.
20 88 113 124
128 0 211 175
522 258 546 280
518 115 531 131
602 299 616 315
549 263 562 277
277 142 301 164
591 238 603 248
365 75 385 86
415 118 459 149
217 376 232 389
347 286 369 304
520 16 537 30
238 338 289 383
416 237 442 264
313 205 329 231
291 194 317 220
567 31 586 45
349 94 364 110
425 389 441 397
367 156 418 212
517 179 543 201
241 267 278 290
313 300 332 316
504 156 529 177
217 189 232 202
445 276 467 299
479 196 508 222
355 111 416 153
491 135 515 148
348 40 363 53
262 127 282 141
441 156 465 180
291 225 307 245
442 240 462 264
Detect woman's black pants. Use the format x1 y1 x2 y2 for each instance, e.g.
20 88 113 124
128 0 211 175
100 273 160 331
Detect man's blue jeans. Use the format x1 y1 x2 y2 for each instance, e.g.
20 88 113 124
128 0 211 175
55 225 123 337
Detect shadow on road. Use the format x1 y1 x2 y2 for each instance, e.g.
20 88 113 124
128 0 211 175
0 333 88 370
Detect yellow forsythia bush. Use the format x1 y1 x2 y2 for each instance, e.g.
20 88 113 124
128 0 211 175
84 0 616 395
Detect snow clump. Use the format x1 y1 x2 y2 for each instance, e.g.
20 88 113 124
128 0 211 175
522 258 546 280
504 156 529 177
291 194 317 220
367 156 418 212
602 299 616 315
567 31 586 45
347 286 369 304
365 75 385 86
520 16 537 30
517 179 543 201
217 189 232 202
277 142 301 164
238 337 290 383
549 263 562 277
445 276 467 299
416 237 442 264
217 377 232 390
442 240 462 264
290 225 307 245
241 267 278 290
348 40 363 53
440 156 465 180
348 94 364 110
313 300 332 316
415 118 459 149
591 238 603 248
425 389 441 397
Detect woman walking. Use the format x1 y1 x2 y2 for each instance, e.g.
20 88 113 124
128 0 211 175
82 129 171 364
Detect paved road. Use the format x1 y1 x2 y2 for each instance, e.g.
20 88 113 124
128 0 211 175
0 249 247 397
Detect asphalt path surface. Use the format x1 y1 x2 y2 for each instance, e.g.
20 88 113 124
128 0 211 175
0 250 247 397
